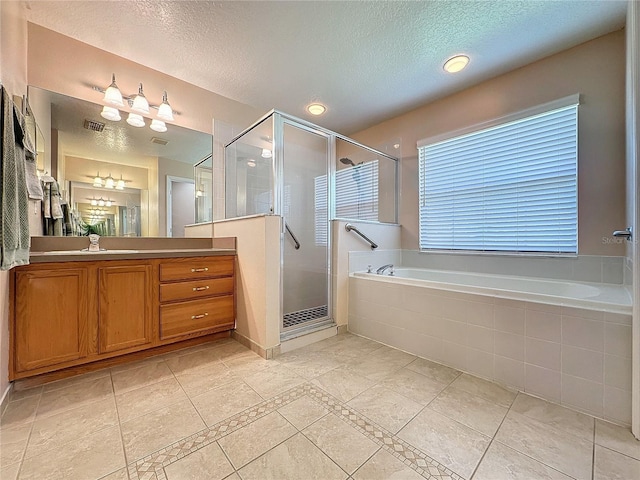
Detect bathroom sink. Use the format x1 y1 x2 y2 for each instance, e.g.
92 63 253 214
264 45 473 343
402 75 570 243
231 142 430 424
35 250 140 255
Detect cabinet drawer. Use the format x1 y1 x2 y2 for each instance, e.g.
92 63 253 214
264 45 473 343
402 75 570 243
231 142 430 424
160 277 234 303
159 256 234 282
160 295 234 340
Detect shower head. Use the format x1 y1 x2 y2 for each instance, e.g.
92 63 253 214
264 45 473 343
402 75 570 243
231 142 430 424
339 157 355 167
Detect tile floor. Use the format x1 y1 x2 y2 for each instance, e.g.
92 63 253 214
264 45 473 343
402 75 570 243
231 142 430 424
1 333 639 480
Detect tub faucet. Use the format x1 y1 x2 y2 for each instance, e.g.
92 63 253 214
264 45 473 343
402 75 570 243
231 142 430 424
376 264 394 275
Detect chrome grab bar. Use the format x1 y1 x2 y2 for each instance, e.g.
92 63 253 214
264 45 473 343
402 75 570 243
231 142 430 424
345 223 378 250
285 222 301 250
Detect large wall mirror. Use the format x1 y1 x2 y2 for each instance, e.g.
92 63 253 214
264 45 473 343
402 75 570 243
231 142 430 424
27 86 213 237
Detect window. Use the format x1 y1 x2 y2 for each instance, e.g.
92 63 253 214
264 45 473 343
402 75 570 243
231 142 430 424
314 159 380 245
418 96 578 254
335 159 379 221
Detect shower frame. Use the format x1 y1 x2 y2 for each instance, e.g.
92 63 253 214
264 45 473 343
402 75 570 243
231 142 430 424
225 109 399 338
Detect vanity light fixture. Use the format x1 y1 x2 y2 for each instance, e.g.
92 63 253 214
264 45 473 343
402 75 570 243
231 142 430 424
261 148 272 158
126 112 145 128
94 78 178 131
131 83 150 115
90 198 98 206
116 175 125 190
98 198 105 207
93 173 104 188
105 199 113 207
103 74 124 107
443 55 470 73
150 119 167 133
157 91 174 122
100 106 121 122
104 174 115 189
307 103 326 115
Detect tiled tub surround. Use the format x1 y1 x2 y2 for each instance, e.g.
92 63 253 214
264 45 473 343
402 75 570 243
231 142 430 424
349 250 626 285
1 334 639 480
348 274 633 425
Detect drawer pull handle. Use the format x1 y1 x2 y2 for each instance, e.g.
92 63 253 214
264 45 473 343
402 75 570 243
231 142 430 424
191 267 209 272
193 286 210 291
191 313 209 320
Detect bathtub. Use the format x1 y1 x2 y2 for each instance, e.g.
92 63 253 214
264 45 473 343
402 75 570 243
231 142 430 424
353 268 631 314
348 267 633 424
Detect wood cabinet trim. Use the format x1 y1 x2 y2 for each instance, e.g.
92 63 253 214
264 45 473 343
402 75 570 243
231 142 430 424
10 254 236 380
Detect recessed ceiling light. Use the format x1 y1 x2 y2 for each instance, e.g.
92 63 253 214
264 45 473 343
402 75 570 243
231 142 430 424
443 55 470 73
307 103 326 115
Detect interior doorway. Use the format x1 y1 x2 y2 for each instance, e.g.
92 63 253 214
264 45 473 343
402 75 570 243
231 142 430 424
166 176 195 237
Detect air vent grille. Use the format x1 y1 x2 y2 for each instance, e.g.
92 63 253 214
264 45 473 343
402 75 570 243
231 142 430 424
151 137 168 145
83 119 105 132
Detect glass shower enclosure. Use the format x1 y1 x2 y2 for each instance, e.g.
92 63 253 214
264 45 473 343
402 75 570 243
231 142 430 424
224 111 398 338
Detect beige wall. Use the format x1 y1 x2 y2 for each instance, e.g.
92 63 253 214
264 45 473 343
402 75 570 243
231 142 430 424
0 1 28 401
352 30 627 256
625 0 640 437
27 24 262 136
158 158 196 237
213 216 281 354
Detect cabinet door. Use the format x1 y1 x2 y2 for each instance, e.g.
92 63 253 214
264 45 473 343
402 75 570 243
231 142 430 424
14 268 89 372
98 264 152 354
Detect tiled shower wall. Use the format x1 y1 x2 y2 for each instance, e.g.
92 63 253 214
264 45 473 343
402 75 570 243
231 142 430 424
348 276 632 425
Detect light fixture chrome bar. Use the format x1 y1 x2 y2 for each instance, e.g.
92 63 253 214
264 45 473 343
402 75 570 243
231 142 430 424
285 222 300 250
345 223 378 249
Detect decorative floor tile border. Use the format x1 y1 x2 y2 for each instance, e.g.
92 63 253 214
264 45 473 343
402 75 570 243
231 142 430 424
127 383 464 480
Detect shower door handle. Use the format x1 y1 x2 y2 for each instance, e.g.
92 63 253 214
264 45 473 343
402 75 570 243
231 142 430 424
285 222 301 250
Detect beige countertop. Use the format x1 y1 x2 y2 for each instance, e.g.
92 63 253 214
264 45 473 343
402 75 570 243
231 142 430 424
28 248 236 263
27 236 237 263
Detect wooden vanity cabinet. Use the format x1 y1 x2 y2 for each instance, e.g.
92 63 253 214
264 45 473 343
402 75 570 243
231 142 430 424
98 264 153 354
10 254 236 381
13 266 90 372
159 256 235 341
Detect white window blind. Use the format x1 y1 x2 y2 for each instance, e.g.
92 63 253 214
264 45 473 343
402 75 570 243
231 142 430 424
418 102 578 253
314 176 328 246
314 159 380 245
335 160 379 221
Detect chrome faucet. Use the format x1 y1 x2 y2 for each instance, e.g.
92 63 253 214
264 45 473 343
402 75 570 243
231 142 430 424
376 264 394 275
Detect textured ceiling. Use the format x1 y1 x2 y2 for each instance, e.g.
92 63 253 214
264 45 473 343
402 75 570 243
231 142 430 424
25 0 627 134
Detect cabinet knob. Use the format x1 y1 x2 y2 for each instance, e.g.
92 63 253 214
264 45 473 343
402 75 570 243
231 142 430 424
192 285 210 291
191 313 209 320
191 267 209 272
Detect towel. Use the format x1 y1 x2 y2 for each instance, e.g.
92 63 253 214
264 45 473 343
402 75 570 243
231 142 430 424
49 180 63 219
0 86 31 269
24 153 44 200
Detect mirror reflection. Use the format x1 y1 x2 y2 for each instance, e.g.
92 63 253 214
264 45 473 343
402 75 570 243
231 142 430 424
27 86 213 237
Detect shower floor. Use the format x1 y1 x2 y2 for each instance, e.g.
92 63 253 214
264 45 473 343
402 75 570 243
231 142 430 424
283 305 328 329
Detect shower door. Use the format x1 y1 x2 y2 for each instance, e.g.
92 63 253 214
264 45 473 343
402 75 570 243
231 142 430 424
279 120 332 335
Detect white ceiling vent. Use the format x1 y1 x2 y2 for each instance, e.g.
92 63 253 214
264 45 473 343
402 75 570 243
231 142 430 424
151 137 168 145
83 119 105 132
